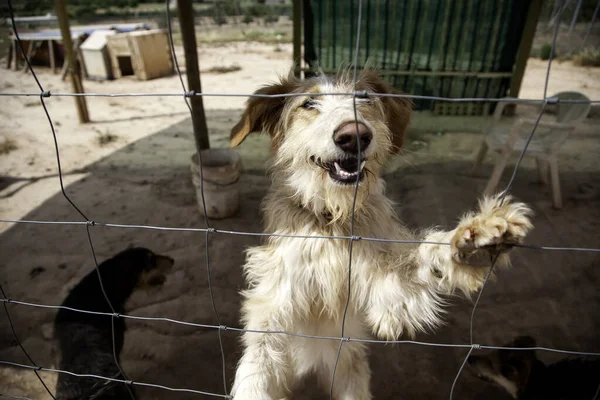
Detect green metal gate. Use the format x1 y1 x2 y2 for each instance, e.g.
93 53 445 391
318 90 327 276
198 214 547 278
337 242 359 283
302 0 536 114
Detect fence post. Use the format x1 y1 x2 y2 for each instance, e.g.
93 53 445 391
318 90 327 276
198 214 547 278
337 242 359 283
293 0 302 78
176 0 210 151
507 0 543 115
54 0 90 123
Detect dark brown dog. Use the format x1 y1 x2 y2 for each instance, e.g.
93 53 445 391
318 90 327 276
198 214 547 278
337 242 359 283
54 247 174 400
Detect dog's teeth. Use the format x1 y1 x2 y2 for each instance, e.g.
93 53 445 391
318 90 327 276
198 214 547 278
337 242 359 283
334 162 342 175
360 161 366 171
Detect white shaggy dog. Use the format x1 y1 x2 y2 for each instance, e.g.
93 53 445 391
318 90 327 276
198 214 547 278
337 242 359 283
229 69 533 400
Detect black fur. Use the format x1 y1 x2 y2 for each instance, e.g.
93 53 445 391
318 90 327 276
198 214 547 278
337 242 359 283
53 247 173 400
519 358 600 400
469 336 600 400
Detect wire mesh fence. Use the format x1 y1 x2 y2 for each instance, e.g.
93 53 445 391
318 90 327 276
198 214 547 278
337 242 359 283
1 0 599 399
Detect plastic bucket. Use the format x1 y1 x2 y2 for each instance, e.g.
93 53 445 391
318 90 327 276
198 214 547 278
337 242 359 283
190 149 241 219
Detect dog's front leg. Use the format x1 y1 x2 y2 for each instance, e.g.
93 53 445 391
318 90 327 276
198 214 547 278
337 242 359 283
417 193 533 295
365 194 533 340
232 299 293 400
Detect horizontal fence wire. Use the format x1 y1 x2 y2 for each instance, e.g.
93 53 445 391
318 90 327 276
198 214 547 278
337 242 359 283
2 298 600 357
1 0 599 399
0 91 599 104
1 218 599 252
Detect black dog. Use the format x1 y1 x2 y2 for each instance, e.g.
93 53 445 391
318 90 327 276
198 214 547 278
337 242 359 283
54 247 174 400
468 335 600 399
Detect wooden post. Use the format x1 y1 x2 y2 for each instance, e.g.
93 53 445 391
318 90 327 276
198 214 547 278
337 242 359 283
6 40 13 69
54 0 90 123
507 0 542 114
176 0 210 151
12 40 19 70
48 40 56 74
292 0 302 78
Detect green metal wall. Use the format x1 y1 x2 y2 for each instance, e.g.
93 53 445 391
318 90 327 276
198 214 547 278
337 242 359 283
303 0 532 112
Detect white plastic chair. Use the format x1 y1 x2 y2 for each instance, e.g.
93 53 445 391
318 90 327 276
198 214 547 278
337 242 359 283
473 91 591 209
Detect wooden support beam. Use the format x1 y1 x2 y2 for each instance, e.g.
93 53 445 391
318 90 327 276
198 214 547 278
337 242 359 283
54 0 90 123
176 0 210 151
6 41 13 69
292 0 302 78
48 40 56 74
12 40 19 70
22 40 34 72
508 0 542 113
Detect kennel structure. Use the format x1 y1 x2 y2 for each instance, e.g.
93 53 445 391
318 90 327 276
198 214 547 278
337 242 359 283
297 0 542 114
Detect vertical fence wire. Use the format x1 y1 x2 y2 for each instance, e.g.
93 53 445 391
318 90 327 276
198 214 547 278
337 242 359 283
5 1 133 399
164 1 228 395
450 3 566 397
329 0 364 397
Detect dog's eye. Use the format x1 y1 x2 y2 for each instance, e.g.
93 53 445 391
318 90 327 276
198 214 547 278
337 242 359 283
301 99 316 109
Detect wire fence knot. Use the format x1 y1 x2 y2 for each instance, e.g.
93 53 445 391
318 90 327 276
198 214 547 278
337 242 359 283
41 91 51 98
219 325 228 331
354 89 369 98
113 313 122 319
350 235 361 241
207 227 217 234
86 220 96 226
545 96 559 105
185 90 196 98
471 343 481 350
341 337 351 342
126 380 134 386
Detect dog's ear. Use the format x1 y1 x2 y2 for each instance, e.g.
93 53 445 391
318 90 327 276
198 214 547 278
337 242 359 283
358 70 413 153
230 77 297 147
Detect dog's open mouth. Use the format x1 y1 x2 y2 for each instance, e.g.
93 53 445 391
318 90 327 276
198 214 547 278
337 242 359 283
312 156 366 184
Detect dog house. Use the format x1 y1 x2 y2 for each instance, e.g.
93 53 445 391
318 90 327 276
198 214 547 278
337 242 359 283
80 30 115 80
106 29 173 81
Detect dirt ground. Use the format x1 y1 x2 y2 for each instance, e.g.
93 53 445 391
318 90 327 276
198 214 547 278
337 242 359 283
1 40 600 399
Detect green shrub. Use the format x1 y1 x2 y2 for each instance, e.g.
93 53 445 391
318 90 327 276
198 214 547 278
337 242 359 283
242 14 254 24
68 4 97 20
539 43 555 60
264 13 279 24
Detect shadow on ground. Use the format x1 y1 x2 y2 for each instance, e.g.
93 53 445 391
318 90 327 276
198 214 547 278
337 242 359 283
1 110 599 400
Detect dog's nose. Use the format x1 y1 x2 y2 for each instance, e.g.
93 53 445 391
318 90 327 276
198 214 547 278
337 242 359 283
333 122 372 153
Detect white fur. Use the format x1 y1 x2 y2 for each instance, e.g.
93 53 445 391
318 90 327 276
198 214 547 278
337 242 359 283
230 71 533 399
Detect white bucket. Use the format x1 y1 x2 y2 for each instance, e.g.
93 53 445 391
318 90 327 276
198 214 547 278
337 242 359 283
190 149 241 219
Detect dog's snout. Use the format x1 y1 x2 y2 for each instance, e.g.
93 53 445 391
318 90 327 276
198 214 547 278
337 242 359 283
333 122 372 153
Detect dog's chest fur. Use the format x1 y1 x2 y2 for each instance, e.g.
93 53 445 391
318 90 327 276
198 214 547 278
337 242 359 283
244 190 406 322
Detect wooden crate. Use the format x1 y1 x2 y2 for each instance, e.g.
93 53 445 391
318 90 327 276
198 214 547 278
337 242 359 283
127 30 173 81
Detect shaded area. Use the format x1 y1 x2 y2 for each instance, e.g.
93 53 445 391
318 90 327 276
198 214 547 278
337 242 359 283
0 110 599 400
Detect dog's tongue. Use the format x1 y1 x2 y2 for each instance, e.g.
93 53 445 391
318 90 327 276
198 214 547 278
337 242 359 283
338 158 360 172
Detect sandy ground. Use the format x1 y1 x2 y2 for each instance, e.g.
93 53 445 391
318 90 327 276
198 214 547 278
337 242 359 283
1 41 600 399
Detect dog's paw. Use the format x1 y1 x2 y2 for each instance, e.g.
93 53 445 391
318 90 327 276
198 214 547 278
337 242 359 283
451 194 533 264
